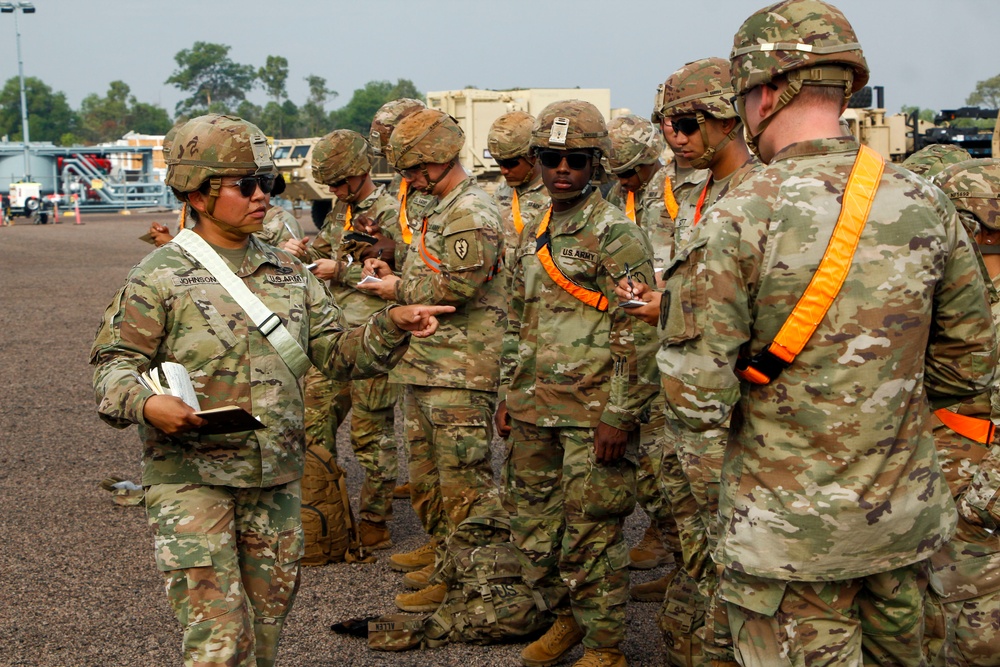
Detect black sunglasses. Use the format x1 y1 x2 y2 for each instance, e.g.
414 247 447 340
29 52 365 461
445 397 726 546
670 117 700 137
536 150 592 170
397 163 425 177
330 177 350 189
232 174 277 197
617 168 637 179
495 157 523 169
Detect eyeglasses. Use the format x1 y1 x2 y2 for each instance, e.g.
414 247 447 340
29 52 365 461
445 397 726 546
670 117 700 137
536 150 592 170
495 157 523 170
397 163 425 177
617 168 637 179
229 174 277 197
330 177 349 189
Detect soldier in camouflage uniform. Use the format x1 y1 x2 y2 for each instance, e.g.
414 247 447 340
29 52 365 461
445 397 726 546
487 111 549 290
255 174 303 248
494 100 659 667
902 143 973 179
360 108 506 612
282 129 405 549
603 114 682 602
924 159 1000 666
626 3 998 664
90 114 450 667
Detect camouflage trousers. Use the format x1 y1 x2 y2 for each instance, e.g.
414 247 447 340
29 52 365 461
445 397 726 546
403 385 503 542
925 518 1000 666
720 562 930 667
145 482 304 667
636 398 681 557
304 367 400 523
504 418 637 649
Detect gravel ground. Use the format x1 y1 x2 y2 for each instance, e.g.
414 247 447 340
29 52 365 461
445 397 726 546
0 212 668 666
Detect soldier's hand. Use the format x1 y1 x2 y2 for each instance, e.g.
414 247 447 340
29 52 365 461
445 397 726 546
361 236 398 270
352 213 381 235
363 257 394 279
149 223 174 247
594 421 628 464
310 258 342 282
282 237 310 259
357 272 400 300
388 305 456 338
494 400 511 438
142 395 207 435
613 278 660 327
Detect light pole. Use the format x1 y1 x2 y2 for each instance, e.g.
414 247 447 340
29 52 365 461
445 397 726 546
1 1 36 182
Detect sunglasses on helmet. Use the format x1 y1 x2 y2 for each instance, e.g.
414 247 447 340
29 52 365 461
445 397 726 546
669 117 701 137
231 173 277 197
536 150 592 170
495 157 523 170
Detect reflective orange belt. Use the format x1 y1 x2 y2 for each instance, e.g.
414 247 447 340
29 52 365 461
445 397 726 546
625 190 636 223
935 409 997 445
535 207 608 311
664 173 679 221
736 145 885 385
398 180 413 244
512 189 525 234
418 217 501 281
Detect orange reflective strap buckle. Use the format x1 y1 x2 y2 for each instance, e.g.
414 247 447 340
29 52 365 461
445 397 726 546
735 344 791 385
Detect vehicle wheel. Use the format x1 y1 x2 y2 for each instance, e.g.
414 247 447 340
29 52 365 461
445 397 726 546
311 199 333 231
24 196 40 212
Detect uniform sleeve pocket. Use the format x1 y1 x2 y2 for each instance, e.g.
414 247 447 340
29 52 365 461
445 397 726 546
658 236 708 345
153 533 213 571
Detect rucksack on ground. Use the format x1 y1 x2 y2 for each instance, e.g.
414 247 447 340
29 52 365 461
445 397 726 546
301 444 372 566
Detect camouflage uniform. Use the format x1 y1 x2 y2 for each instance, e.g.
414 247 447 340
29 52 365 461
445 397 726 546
385 109 506 544
91 223 410 666
902 144 973 179
255 205 303 248
501 102 660 652
300 183 404 524
923 160 1000 667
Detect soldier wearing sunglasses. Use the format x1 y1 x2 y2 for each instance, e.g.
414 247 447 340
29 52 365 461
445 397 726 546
496 100 659 667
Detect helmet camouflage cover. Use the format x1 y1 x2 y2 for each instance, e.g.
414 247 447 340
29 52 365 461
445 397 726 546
730 0 869 97
166 114 275 193
161 119 186 161
487 111 535 161
529 99 612 157
370 98 426 154
312 130 373 185
607 114 665 173
385 108 465 170
658 58 739 120
933 158 1000 232
901 144 972 178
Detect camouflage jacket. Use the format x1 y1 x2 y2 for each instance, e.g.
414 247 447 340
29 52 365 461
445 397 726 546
673 159 758 255
90 235 409 488
500 188 660 430
494 171 549 286
255 206 303 248
305 185 402 327
389 177 506 391
657 137 997 581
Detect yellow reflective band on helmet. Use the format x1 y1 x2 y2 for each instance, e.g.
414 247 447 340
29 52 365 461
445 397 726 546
535 208 609 311
736 145 884 384
934 408 997 445
625 190 636 223
512 189 525 234
398 180 413 244
663 173 679 221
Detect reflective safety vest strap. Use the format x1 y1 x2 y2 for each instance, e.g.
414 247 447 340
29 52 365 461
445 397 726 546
343 205 352 230
512 189 524 234
663 173 679 221
398 180 413 244
736 145 885 385
535 208 609 311
418 217 441 273
935 408 997 445
625 190 636 223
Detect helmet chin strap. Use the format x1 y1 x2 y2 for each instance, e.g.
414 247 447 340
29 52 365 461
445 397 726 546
689 112 743 169
550 183 593 202
419 160 455 194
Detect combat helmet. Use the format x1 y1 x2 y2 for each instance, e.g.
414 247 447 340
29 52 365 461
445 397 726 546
487 111 535 160
933 158 1000 241
606 114 665 175
386 109 465 192
901 144 972 179
166 114 274 195
657 58 741 169
530 100 611 199
370 98 426 155
730 0 869 160
161 119 186 161
312 130 373 186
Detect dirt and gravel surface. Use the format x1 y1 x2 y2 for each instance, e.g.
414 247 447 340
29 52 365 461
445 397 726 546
0 211 668 666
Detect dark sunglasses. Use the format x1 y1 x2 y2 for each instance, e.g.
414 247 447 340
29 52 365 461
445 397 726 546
536 150 591 170
617 168 637 179
495 157 523 169
330 177 350 189
670 117 700 137
397 163 425 177
231 174 277 197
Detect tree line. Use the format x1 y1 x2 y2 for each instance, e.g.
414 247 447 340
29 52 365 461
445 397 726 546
0 41 421 146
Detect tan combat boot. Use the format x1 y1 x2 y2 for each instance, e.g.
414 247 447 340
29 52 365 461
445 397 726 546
393 482 411 499
402 561 435 590
394 582 446 612
629 568 677 602
521 614 585 667
572 647 627 667
389 539 436 572
628 525 670 570
358 520 393 550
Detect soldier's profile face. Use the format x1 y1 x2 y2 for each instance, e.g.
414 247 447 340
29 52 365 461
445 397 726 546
668 115 705 162
330 174 366 203
191 173 267 232
499 156 534 186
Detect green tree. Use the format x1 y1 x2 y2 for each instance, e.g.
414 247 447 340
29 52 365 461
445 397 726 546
0 76 77 145
79 80 171 143
299 74 337 136
900 105 936 123
966 74 1000 109
258 55 289 104
166 42 257 114
329 79 422 135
